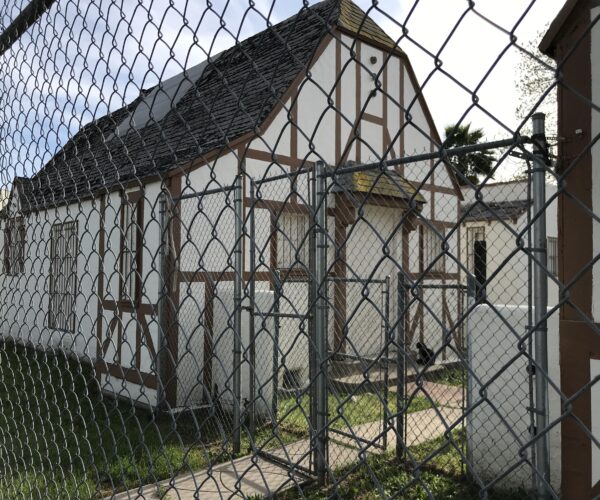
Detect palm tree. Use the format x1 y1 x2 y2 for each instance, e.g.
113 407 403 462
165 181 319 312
443 123 495 185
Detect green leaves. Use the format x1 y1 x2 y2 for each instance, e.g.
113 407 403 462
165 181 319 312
443 123 496 186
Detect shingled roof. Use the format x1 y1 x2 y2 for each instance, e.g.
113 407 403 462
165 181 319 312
460 199 531 222
14 0 401 212
334 169 426 203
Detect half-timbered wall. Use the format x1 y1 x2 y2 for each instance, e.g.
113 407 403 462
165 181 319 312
0 28 462 410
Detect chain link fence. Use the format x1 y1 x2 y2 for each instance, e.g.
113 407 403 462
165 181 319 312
0 0 598 498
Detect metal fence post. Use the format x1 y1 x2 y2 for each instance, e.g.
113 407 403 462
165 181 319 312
396 273 406 461
382 275 390 451
233 174 244 454
531 112 551 497
248 178 256 438
157 191 168 410
465 274 476 468
312 160 328 485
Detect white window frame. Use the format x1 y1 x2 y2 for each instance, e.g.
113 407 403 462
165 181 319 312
3 217 25 276
547 236 558 277
423 225 445 273
277 211 310 270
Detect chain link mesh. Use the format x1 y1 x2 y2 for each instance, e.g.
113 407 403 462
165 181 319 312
0 0 598 498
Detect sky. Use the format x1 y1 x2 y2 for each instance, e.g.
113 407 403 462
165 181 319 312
0 0 566 185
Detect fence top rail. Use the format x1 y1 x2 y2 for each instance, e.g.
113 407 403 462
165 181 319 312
324 136 532 178
174 182 239 202
327 276 389 285
403 283 468 291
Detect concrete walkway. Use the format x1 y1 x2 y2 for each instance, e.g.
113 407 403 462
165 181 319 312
111 406 462 499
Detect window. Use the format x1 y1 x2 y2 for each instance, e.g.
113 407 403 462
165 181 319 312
467 226 485 272
120 193 143 302
3 217 25 275
423 226 445 273
48 221 78 332
547 236 558 277
277 212 310 270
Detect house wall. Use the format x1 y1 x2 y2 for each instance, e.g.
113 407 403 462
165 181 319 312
96 182 163 407
460 182 558 307
588 11 599 493
467 304 561 491
592 3 600 326
544 2 600 497
0 30 461 411
0 199 100 359
238 31 462 365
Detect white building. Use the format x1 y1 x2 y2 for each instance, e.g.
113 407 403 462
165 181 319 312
0 0 462 412
460 180 559 307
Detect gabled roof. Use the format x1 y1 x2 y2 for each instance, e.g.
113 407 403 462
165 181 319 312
334 169 426 203
460 199 531 223
12 0 436 213
539 0 583 57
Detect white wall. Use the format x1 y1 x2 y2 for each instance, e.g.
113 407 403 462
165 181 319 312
460 181 558 307
0 199 100 359
467 304 560 491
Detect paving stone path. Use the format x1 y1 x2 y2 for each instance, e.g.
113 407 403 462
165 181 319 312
112 404 462 499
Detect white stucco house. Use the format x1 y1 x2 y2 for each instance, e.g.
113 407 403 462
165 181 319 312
460 179 559 307
0 0 464 413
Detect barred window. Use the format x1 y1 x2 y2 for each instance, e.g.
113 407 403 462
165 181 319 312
423 225 445 273
48 221 78 332
120 193 143 302
3 217 25 275
277 212 310 270
547 236 558 277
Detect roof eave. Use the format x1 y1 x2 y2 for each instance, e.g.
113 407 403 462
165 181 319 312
539 0 581 57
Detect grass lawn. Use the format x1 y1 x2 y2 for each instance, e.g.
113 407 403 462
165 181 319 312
0 343 443 499
281 430 532 500
424 365 466 388
277 391 432 435
0 343 297 499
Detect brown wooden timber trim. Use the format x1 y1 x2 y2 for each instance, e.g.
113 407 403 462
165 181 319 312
336 26 406 61
165 174 182 406
333 216 347 354
242 148 313 170
355 39 362 163
559 320 600 500
257 34 333 143
178 270 272 283
362 112 384 126
101 300 156 315
418 183 463 195
553 4 592 321
172 34 333 178
245 197 336 217
417 219 456 230
401 56 463 201
95 195 106 382
290 85 298 163
407 272 459 281
96 361 158 390
399 60 405 167
383 62 388 158
204 282 214 395
418 224 424 342
346 192 411 209
384 129 396 159
430 142 436 220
